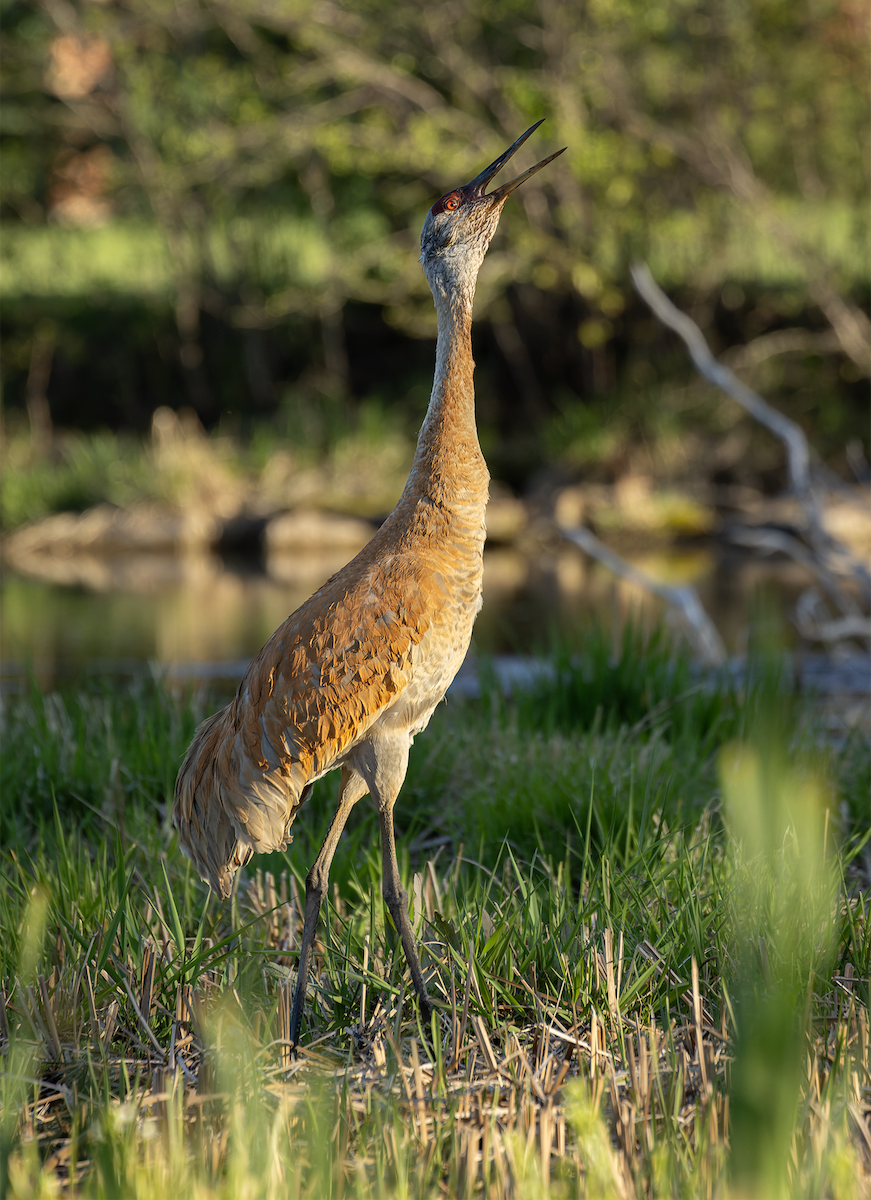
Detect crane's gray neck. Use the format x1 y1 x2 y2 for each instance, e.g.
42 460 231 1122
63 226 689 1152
418 275 476 448
404 259 487 504
421 238 488 319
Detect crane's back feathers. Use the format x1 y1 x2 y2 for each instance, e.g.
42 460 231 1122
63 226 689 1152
174 446 487 896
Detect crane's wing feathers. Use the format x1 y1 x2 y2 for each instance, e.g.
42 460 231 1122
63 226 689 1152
173 556 433 895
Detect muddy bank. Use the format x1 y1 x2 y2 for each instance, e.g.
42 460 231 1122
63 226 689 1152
3 477 869 580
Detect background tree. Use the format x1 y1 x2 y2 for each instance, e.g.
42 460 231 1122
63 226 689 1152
1 0 868 483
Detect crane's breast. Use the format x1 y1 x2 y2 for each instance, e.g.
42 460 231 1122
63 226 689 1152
374 522 486 739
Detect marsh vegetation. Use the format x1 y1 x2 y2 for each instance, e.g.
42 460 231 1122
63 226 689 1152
1 632 869 1197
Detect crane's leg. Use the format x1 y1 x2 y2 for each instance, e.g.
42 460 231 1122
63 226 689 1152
356 733 433 1022
289 766 367 1046
379 804 433 1024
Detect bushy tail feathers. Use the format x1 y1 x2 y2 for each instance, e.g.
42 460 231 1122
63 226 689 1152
173 705 303 898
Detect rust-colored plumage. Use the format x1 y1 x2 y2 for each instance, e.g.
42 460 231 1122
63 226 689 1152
174 122 565 1043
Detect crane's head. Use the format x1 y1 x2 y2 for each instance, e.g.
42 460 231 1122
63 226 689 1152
420 120 565 300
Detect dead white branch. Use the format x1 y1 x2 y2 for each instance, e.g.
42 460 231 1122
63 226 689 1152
727 527 865 619
630 262 871 626
794 590 871 646
559 524 727 666
630 262 812 496
752 528 871 648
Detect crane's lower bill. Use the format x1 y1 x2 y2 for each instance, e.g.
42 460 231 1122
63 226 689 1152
464 120 566 200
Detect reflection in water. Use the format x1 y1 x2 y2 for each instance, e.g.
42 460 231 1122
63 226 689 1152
0 542 815 689
475 544 811 656
1 551 347 680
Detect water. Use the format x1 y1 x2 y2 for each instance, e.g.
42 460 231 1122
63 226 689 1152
0 540 818 692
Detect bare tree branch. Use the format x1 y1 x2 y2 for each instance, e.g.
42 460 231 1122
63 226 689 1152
631 261 871 651
559 524 727 666
631 262 813 496
794 589 871 647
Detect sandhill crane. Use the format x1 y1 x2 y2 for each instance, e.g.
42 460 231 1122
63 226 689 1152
173 122 565 1044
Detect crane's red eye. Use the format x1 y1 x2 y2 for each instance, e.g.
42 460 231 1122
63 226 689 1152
433 191 462 215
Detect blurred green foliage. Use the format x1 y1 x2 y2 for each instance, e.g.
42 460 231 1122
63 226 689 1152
3 0 866 302
0 0 868 457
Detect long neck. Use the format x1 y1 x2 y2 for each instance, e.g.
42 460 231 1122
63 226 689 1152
403 270 488 507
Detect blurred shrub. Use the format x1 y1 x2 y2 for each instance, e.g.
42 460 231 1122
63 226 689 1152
0 0 867 450
3 0 867 303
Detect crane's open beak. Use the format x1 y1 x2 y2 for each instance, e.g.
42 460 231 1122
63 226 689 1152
464 120 566 201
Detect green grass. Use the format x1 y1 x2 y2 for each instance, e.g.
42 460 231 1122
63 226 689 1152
1 632 869 1197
